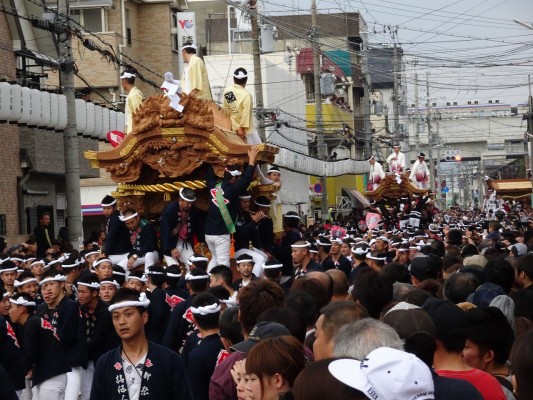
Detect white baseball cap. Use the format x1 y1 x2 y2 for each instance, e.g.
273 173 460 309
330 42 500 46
328 347 435 400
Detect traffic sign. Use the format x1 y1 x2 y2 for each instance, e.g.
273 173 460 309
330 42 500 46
314 183 323 193
441 187 449 193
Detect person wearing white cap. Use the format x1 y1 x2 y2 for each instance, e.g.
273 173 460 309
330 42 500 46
100 194 132 265
160 188 199 267
9 293 72 400
181 43 212 100
386 143 406 174
410 152 430 189
90 288 193 400
120 71 144 134
368 156 385 191
117 209 159 271
329 347 435 400
223 67 259 144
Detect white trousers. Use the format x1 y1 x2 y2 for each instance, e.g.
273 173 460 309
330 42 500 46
118 251 159 270
64 367 82 400
205 234 231 272
108 253 129 266
163 238 194 267
79 361 94 400
32 373 67 400
16 376 32 400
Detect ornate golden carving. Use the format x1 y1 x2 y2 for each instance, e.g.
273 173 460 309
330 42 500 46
84 150 97 160
84 90 279 215
119 137 138 157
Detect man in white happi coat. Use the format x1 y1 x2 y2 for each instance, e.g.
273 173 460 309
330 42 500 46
409 152 430 190
386 144 406 174
369 156 385 191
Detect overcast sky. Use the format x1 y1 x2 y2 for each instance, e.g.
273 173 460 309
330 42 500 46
261 0 533 106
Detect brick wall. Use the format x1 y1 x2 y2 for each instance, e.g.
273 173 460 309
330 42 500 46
0 12 22 237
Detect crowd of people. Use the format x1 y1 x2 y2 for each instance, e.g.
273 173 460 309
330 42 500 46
1 52 533 398
1 170 533 400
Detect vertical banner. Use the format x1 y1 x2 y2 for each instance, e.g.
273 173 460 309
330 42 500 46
176 12 197 77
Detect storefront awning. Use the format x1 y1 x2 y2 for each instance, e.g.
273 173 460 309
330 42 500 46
342 188 370 209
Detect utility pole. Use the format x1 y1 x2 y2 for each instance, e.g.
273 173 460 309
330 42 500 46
360 31 372 158
528 75 533 207
426 72 436 193
311 0 328 218
57 0 83 248
248 0 265 142
414 73 420 148
392 45 399 135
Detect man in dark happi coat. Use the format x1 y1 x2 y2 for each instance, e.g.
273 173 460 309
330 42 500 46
90 288 192 400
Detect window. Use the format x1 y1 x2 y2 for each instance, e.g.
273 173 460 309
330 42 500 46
0 214 5 236
125 9 131 46
71 8 107 33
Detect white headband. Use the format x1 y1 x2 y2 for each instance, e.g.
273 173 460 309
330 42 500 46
188 256 209 263
182 44 197 51
94 258 113 268
0 266 17 272
119 213 138 222
221 298 238 307
30 260 45 268
120 72 136 79
291 242 310 248
284 214 300 220
267 167 280 174
47 259 61 268
263 263 284 269
0 257 11 264
113 270 126 276
185 273 210 281
77 281 101 290
62 260 79 269
10 257 24 263
146 270 165 275
179 188 196 202
225 168 242 177
233 70 248 79
190 303 221 315
10 298 36 307
39 274 66 286
127 274 147 283
85 250 100 257
100 280 121 289
366 254 387 261
101 199 116 207
165 271 182 278
14 278 37 287
255 200 271 208
108 292 150 312
352 247 369 255
236 258 254 264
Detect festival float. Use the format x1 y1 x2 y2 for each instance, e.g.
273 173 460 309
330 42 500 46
364 172 428 201
84 89 279 216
